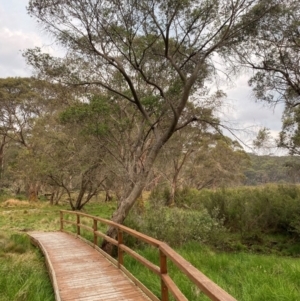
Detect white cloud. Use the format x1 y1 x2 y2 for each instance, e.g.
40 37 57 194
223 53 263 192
0 27 44 77
0 1 60 77
218 74 285 153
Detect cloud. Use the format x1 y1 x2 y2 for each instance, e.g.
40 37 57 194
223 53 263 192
0 0 59 77
219 74 285 152
225 76 283 128
0 27 44 77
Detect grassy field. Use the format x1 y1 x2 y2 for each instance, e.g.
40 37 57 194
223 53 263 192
124 243 300 301
0 197 299 301
0 201 59 301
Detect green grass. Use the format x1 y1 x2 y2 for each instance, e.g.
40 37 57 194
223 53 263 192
124 242 300 301
0 197 115 301
0 200 63 301
0 232 54 301
1 196 300 301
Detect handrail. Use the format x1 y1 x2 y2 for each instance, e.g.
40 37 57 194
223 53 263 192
60 210 237 301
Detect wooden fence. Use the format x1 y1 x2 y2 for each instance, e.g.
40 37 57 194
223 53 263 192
60 210 237 301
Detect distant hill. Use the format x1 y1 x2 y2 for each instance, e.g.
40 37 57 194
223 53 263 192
244 154 300 185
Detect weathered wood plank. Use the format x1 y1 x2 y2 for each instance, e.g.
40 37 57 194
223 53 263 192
28 231 151 301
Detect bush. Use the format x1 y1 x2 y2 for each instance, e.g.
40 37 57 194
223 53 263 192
125 204 226 247
198 185 300 239
145 185 300 252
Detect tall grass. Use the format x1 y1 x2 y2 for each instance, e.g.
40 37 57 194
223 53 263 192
1 190 300 301
0 200 61 301
0 196 116 301
149 184 300 255
0 232 54 301
124 242 300 301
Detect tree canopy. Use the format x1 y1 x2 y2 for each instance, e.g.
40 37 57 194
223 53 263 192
20 0 290 252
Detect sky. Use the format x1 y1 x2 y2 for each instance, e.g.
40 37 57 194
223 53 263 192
0 0 286 154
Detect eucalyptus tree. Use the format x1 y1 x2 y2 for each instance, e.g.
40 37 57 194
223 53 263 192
26 112 108 209
186 137 250 189
0 77 58 193
154 96 222 205
0 77 80 199
60 94 143 201
0 77 39 180
26 0 280 251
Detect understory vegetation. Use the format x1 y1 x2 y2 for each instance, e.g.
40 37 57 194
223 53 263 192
1 184 300 300
126 184 300 256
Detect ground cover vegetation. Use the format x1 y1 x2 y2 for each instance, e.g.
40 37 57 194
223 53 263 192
0 191 300 301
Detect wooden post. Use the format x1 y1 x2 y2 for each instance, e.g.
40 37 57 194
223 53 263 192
117 228 123 268
93 219 98 246
160 250 169 301
60 211 63 231
76 214 80 236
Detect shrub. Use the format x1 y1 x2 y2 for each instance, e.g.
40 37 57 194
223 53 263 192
125 204 226 247
198 185 300 239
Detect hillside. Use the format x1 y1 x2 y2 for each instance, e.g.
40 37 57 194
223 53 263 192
244 154 300 185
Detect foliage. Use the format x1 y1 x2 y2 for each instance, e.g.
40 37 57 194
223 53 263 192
126 203 226 247
24 0 282 233
244 154 300 185
148 184 300 254
233 0 300 154
124 242 300 301
0 249 54 301
199 185 300 243
280 106 300 155
1 193 300 301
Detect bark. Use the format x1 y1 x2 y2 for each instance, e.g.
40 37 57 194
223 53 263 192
168 176 177 207
102 178 147 252
105 190 113 202
168 151 192 206
0 136 6 180
28 182 40 202
101 139 164 254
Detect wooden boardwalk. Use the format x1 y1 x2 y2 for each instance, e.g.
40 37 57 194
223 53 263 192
28 231 150 301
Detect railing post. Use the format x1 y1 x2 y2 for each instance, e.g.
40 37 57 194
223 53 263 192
60 211 63 231
118 228 124 268
76 214 80 236
160 249 169 301
93 219 98 246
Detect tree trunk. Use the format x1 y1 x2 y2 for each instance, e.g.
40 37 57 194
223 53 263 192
0 136 6 180
28 182 40 202
168 177 177 207
101 179 145 254
105 190 113 202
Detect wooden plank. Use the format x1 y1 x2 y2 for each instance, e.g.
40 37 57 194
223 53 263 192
28 231 152 301
95 230 118 246
120 266 161 301
29 233 62 301
78 223 94 232
58 211 238 301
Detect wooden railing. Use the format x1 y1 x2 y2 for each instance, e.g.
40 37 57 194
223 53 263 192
60 210 237 301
